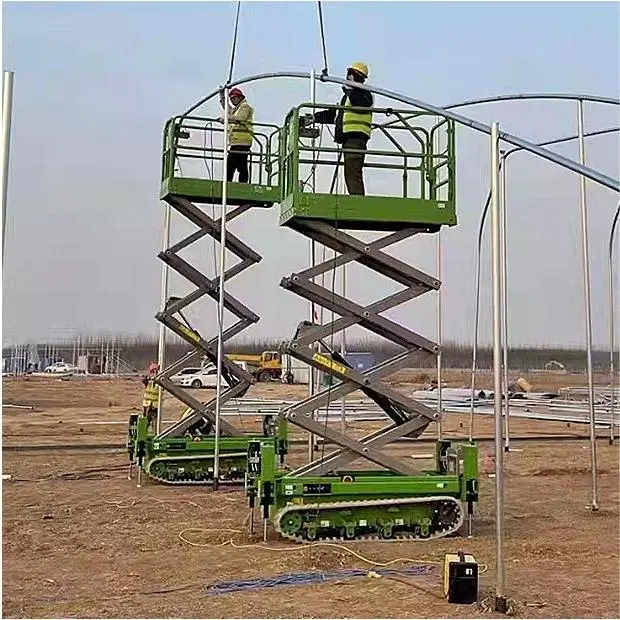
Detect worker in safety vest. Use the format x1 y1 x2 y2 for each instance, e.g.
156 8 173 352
303 62 373 195
141 362 160 428
219 87 254 183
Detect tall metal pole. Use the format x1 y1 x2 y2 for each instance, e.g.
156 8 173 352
110 336 115 376
468 205 485 442
500 151 510 452
609 203 619 444
431 119 443 438
577 100 599 511
436 228 443 439
2 70 14 264
491 122 507 614
156 203 172 435
213 86 230 491
308 68 317 461
340 263 347 432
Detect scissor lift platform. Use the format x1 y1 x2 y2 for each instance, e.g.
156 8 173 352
244 102 478 543
161 177 280 207
129 113 287 486
160 115 281 208
279 104 456 231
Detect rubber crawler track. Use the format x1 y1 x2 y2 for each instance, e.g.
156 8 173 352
273 495 464 543
144 453 248 486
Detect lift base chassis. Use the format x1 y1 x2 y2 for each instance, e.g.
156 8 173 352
128 415 287 485
247 440 479 543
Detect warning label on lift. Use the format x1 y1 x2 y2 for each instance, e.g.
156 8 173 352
178 324 201 345
312 353 347 376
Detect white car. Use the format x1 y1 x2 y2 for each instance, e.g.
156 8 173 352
169 367 202 386
179 366 230 389
44 362 76 374
178 361 249 389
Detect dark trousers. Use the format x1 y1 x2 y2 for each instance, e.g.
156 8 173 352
226 145 251 183
143 404 157 429
342 137 367 195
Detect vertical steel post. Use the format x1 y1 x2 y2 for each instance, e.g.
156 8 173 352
434 120 443 439
340 263 347 432
156 203 172 435
491 122 507 614
308 68 317 461
469 229 483 442
110 336 115 376
213 86 230 491
500 151 510 452
609 203 619 444
436 228 443 439
577 100 599 511
2 71 14 264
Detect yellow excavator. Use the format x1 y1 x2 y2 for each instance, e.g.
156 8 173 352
225 351 282 382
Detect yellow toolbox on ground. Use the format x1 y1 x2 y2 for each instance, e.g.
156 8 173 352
443 552 479 604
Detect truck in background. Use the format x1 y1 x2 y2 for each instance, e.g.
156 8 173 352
225 351 282 382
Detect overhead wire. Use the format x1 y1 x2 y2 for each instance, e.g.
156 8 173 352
317 1 329 77
212 0 248 436
306 0 340 526
227 1 242 85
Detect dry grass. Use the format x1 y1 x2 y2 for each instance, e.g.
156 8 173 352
2 375 619 618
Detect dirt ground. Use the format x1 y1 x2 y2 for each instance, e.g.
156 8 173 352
2 373 619 618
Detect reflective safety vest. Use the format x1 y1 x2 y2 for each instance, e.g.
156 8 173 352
342 95 373 138
142 379 159 408
228 100 254 146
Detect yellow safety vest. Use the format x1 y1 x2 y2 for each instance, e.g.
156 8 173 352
142 379 159 408
342 95 373 138
228 100 254 146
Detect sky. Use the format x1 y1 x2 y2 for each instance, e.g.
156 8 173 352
2 0 619 349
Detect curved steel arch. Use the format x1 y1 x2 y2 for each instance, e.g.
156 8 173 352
446 92 619 109
609 201 620 443
378 92 619 129
476 127 619 253
180 71 619 192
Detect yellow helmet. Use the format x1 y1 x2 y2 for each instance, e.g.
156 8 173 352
348 62 369 79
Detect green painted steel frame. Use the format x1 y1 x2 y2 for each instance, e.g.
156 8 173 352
279 103 457 230
273 473 462 509
160 115 281 206
252 440 479 519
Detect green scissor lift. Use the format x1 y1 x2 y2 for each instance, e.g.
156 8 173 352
245 102 479 542
128 115 288 485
